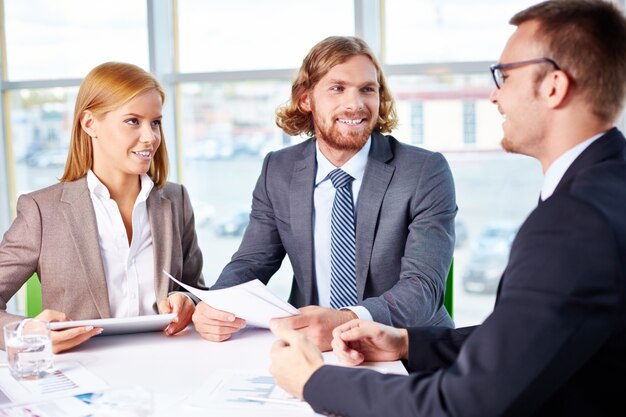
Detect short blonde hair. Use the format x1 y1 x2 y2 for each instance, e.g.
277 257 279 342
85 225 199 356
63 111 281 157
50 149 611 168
61 62 169 187
276 36 398 137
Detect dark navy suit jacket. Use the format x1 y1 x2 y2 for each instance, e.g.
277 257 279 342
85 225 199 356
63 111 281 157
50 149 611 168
305 128 626 417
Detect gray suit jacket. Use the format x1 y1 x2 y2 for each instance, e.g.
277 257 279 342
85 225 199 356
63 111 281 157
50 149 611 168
213 132 455 327
0 177 203 345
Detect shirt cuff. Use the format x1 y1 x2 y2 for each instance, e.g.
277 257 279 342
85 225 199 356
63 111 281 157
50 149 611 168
343 305 373 321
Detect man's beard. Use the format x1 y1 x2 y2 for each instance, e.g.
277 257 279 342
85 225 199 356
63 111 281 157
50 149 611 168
312 110 375 151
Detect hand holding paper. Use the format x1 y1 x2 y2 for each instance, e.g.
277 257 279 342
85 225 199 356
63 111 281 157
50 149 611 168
163 271 299 329
192 302 247 342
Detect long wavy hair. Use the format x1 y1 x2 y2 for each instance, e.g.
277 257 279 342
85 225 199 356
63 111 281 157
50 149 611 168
276 36 398 137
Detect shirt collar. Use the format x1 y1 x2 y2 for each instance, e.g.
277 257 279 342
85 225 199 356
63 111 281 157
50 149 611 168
87 170 154 203
315 137 371 186
540 131 605 201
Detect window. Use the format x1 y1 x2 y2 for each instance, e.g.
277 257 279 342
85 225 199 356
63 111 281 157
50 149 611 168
463 101 476 145
9 88 78 195
178 80 297 296
410 102 424 145
177 0 354 72
383 0 544 324
4 0 148 80
384 0 539 64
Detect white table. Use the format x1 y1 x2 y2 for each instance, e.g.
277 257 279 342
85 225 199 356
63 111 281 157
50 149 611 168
49 326 407 416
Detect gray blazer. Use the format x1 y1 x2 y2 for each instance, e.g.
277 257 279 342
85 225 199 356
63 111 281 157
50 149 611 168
0 177 203 345
214 132 456 328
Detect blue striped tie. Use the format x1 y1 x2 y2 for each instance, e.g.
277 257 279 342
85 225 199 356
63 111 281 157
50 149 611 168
328 169 358 309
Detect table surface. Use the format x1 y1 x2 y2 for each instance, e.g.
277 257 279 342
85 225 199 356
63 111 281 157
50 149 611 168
42 326 407 416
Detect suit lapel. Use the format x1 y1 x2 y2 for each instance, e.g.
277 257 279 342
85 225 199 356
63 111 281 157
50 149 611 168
290 140 316 305
60 178 111 318
147 188 173 303
355 133 394 299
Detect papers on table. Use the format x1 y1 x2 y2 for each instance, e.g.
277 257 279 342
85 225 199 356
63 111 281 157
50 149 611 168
182 357 405 416
0 395 94 417
163 271 299 328
185 369 313 417
0 360 108 408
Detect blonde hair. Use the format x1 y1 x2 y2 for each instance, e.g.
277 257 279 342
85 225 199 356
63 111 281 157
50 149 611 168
276 36 398 137
61 62 169 187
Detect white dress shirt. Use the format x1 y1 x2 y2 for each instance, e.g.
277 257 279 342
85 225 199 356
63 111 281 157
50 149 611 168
314 138 372 320
540 132 605 201
87 170 157 317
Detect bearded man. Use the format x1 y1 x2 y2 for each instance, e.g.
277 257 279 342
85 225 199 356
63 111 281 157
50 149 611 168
193 36 456 350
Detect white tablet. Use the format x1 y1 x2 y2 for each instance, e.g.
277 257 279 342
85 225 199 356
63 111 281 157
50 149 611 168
48 313 177 336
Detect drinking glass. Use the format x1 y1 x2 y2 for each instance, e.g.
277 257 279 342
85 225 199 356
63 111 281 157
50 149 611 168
4 318 54 380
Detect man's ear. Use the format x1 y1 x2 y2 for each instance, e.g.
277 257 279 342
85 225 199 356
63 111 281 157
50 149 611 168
544 70 570 109
300 92 312 112
80 110 97 137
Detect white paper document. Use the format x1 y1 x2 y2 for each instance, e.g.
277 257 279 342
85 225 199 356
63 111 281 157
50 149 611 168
185 369 315 416
0 395 94 417
0 360 108 408
163 270 299 328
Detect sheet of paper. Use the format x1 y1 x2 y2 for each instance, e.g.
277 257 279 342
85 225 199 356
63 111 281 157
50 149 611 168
184 369 314 417
0 360 109 407
163 271 299 328
0 395 93 417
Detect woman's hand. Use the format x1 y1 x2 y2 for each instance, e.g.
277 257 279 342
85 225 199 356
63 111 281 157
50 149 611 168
35 309 102 354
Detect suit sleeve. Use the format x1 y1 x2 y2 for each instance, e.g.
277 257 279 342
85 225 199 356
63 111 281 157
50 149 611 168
406 325 476 372
212 152 287 289
361 152 456 327
0 195 42 345
304 195 622 417
177 184 205 295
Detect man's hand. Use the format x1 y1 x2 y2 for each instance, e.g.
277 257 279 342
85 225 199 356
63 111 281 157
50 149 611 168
192 301 246 342
35 309 102 354
269 323 324 400
158 292 195 335
331 319 409 366
270 306 357 351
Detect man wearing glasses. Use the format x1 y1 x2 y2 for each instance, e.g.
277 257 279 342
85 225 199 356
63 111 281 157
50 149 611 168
268 1 626 416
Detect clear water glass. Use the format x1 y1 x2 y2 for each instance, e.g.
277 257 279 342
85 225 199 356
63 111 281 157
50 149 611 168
4 318 54 380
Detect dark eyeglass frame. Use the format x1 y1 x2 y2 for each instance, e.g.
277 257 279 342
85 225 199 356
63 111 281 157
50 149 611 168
490 58 561 89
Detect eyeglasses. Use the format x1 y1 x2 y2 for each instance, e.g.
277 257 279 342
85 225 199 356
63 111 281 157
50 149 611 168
490 58 560 89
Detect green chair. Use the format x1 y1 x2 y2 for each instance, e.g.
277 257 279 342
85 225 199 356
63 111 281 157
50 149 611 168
444 259 454 320
24 274 42 318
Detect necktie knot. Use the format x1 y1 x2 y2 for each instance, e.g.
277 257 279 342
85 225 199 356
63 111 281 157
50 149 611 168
328 169 354 189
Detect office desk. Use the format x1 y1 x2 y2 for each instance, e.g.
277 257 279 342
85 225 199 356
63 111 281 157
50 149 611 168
49 326 406 416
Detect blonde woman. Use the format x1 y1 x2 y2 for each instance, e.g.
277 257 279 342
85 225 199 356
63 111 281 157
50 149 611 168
0 62 203 353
